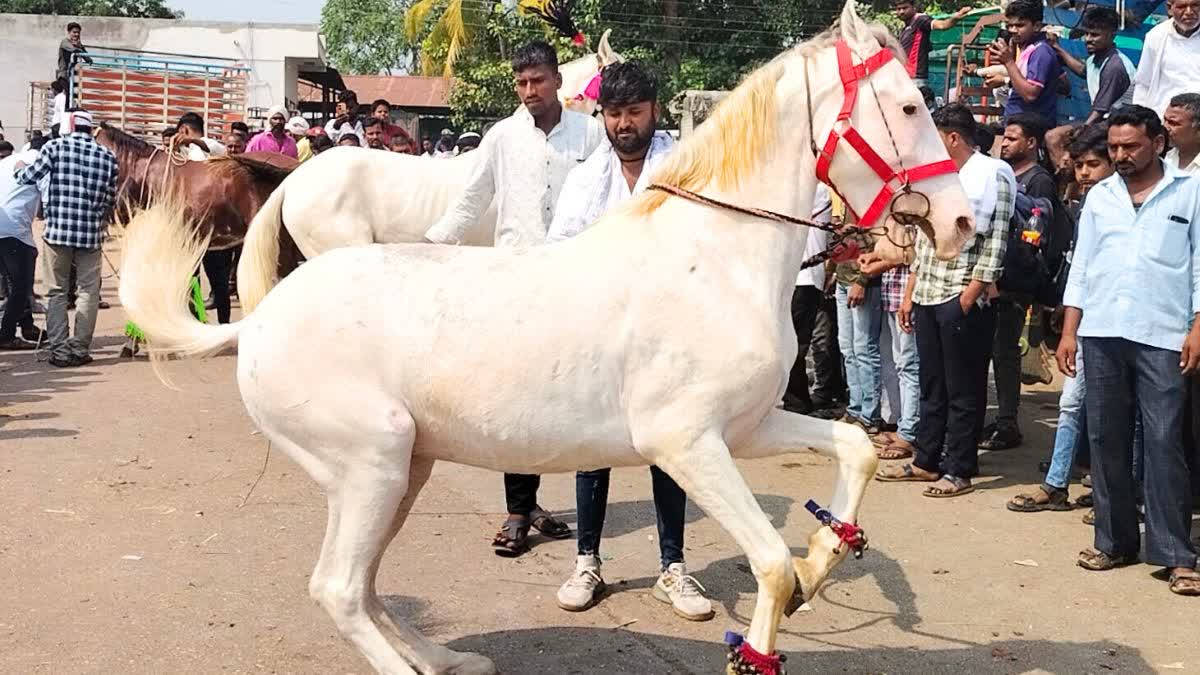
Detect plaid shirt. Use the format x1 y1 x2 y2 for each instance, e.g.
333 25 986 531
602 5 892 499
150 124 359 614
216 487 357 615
912 174 1013 305
881 265 910 313
17 132 118 250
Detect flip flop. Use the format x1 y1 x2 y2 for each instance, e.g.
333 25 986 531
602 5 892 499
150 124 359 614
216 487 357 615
876 442 913 461
1168 570 1200 596
1077 548 1137 571
875 463 936 482
923 475 975 498
492 516 531 557
529 507 572 540
1007 485 1072 512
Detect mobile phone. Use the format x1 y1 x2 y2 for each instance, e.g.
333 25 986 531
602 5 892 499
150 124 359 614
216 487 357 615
997 28 1012 41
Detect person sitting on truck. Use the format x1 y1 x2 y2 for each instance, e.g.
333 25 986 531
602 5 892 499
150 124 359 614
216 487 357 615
56 22 92 82
174 112 225 162
49 79 68 138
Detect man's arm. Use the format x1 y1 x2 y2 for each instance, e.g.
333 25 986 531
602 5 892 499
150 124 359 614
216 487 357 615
1131 32 1158 107
931 7 972 30
15 144 53 186
990 38 1046 103
546 163 593 244
1047 33 1086 78
424 134 498 245
965 173 1013 308
1184 199 1200 373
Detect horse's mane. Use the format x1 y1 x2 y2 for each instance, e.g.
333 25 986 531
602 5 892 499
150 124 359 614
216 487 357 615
98 122 157 159
211 153 297 182
630 22 900 216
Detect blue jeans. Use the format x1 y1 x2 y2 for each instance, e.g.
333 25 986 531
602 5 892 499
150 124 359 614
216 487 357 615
575 466 686 569
1083 337 1196 569
885 311 920 442
835 284 883 423
1046 348 1086 489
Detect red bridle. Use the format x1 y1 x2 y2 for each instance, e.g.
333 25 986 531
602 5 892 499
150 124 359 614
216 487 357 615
811 41 958 229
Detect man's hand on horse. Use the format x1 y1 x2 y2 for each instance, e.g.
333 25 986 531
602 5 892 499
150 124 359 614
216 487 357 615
856 252 895 277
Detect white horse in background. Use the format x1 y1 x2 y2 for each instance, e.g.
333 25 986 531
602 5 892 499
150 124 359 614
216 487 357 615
230 31 624 311
119 3 973 673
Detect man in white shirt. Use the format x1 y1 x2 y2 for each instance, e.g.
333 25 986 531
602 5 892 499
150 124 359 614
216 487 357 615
545 62 713 622
323 90 367 148
50 78 67 138
425 40 603 556
175 112 225 162
1132 0 1200 116
1164 93 1200 176
0 137 46 349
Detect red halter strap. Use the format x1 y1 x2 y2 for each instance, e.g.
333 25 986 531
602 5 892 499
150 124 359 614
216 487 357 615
813 41 958 228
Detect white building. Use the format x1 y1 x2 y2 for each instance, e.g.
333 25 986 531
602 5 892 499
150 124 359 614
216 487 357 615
0 13 334 142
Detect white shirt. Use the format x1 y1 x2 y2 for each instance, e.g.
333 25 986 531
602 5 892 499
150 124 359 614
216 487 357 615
547 131 674 243
51 92 66 128
0 150 42 247
324 118 367 147
426 108 603 248
796 184 832 287
184 137 226 162
1132 20 1200 116
1166 147 1200 177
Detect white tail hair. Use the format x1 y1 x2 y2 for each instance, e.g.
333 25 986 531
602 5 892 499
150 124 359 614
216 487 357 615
118 195 243 385
235 184 286 313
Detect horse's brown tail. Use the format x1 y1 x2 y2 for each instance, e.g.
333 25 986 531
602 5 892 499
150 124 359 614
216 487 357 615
236 183 286 313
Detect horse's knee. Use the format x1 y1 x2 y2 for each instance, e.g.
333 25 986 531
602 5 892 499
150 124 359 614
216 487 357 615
311 576 370 628
751 542 796 600
836 422 877 475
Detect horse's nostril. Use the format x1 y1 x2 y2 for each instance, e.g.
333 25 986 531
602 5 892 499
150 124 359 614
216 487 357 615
956 216 973 234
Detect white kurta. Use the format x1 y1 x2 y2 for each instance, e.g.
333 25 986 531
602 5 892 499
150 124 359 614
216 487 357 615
1132 20 1200 116
425 108 603 248
546 131 674 243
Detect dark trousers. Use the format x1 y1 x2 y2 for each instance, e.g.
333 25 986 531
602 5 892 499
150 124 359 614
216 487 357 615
786 285 822 407
576 466 686 568
202 249 234 324
0 238 37 340
504 473 541 516
811 291 846 404
1083 337 1196 568
913 297 995 478
1185 377 1200 499
991 295 1032 430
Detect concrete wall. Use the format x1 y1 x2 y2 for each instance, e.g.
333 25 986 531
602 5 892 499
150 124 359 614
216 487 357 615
0 13 326 141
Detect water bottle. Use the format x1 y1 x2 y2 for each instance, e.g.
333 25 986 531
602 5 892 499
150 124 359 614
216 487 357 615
1021 207 1043 246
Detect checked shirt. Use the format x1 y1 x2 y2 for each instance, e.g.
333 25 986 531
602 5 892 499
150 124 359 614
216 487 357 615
17 132 119 250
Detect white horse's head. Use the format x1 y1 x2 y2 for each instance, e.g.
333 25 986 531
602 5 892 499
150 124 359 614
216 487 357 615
779 2 974 259
557 30 623 115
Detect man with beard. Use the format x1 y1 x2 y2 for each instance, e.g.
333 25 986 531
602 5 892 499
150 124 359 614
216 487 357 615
363 117 387 150
1133 0 1200 116
426 41 603 558
246 106 298 158
1059 106 1200 596
544 61 712 621
1164 93 1200 176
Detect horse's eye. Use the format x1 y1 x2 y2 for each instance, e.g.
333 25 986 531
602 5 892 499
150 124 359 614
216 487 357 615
903 104 918 115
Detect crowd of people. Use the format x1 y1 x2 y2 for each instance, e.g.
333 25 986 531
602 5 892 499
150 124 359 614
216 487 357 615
2 0 1198 629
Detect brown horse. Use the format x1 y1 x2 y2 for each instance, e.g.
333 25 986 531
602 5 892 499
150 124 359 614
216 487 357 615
94 123 299 252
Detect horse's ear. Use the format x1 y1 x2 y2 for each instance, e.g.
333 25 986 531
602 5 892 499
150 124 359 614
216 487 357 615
597 29 621 65
838 0 870 46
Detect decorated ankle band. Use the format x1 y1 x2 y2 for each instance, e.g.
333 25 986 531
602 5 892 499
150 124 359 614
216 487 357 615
724 632 786 675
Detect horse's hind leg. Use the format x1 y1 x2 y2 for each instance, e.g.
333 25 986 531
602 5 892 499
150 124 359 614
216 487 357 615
303 410 496 675
645 432 794 658
731 409 878 607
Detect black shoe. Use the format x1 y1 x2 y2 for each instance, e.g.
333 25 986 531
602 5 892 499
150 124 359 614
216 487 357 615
0 337 36 351
21 326 45 343
74 354 94 366
48 355 76 367
98 300 111 310
781 396 814 415
979 425 1022 451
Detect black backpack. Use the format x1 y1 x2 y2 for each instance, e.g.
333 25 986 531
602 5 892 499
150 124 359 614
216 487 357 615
997 182 1061 305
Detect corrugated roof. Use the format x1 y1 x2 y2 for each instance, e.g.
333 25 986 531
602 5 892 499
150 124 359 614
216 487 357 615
339 76 453 108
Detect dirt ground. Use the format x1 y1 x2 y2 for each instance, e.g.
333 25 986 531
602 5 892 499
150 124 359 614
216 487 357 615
1 249 1197 674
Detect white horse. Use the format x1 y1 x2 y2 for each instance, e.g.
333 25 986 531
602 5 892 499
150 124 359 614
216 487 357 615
231 31 624 312
118 3 973 673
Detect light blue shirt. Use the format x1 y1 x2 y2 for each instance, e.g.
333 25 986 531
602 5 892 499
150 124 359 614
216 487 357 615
0 151 41 248
1064 163 1200 352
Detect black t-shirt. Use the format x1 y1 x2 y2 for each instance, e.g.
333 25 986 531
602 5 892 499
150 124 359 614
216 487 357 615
899 14 934 80
1090 49 1132 117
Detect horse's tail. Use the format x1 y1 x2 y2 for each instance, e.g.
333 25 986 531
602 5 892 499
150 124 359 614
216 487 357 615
236 183 286 313
119 194 243 383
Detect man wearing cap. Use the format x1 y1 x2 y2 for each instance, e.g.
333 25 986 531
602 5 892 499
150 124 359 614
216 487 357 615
433 128 457 158
285 116 314 162
246 106 298 158
16 109 118 367
456 131 482 154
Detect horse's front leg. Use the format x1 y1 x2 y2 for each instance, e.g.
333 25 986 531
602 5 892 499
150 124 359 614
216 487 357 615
645 432 793 661
731 408 878 605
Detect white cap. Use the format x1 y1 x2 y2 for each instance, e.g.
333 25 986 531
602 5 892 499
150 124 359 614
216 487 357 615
440 128 454 136
70 109 94 127
286 116 310 134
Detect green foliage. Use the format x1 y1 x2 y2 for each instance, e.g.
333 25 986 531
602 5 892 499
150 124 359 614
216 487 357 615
321 0 411 75
0 0 179 17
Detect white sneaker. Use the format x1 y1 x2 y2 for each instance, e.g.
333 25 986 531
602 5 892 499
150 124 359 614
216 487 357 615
556 555 605 612
653 562 714 621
